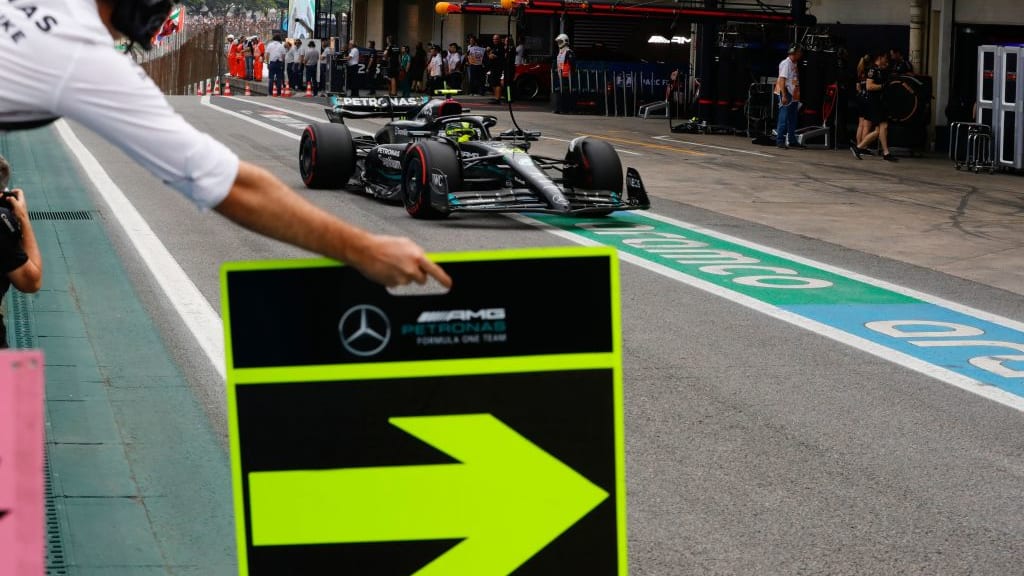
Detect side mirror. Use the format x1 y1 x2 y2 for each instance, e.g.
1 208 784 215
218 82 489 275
497 128 541 141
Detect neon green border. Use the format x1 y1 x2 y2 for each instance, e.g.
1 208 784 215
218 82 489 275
221 246 627 576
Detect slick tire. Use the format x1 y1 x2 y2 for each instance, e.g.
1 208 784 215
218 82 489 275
402 140 461 219
565 137 622 216
299 123 356 189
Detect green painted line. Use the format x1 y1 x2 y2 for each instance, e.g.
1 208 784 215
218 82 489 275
248 413 609 576
531 213 916 306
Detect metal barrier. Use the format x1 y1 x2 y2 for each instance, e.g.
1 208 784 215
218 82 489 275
550 63 694 118
139 25 226 95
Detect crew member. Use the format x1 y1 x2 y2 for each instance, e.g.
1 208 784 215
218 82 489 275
774 44 805 149
0 0 449 288
851 51 899 162
346 39 361 96
554 33 576 114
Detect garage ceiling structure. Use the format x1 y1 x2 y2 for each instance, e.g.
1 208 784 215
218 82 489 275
435 0 815 25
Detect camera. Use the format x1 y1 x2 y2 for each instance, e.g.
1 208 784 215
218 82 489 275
0 187 15 209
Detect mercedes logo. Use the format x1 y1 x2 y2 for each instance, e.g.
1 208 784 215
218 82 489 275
338 305 391 357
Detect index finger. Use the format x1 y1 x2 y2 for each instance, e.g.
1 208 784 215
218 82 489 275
419 256 452 289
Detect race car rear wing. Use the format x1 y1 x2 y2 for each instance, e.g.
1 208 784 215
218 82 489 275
324 96 429 123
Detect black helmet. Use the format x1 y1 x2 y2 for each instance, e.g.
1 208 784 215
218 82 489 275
111 0 173 48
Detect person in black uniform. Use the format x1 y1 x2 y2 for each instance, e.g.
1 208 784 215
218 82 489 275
487 34 506 104
0 155 43 348
851 51 898 162
384 35 401 97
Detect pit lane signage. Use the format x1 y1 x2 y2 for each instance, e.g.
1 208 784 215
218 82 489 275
221 247 627 575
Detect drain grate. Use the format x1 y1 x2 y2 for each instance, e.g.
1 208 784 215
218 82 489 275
28 210 94 221
44 455 69 575
10 292 70 574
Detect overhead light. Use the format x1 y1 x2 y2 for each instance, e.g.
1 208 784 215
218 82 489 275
648 35 670 44
672 36 691 44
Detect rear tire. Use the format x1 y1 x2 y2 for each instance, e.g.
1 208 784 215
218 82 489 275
299 123 356 189
565 137 622 216
402 141 462 219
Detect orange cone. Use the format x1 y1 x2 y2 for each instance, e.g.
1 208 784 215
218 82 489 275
271 84 278 97
305 81 314 97
214 78 221 95
223 82 233 96
197 81 203 96
244 83 252 96
206 78 212 94
283 83 292 97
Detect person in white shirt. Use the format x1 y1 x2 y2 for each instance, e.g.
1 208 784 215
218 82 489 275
427 44 444 95
319 44 333 95
774 44 805 149
445 43 462 91
284 40 296 91
0 0 449 288
346 40 362 96
265 33 286 96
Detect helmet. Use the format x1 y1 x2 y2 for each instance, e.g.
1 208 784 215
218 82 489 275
110 0 173 49
444 122 478 143
555 33 569 46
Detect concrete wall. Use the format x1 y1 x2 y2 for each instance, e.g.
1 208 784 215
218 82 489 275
808 0 910 25
955 0 1024 25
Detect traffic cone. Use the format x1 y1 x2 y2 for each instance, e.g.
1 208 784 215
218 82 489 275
271 84 278 97
305 81 313 97
214 78 221 95
206 78 212 94
223 82 232 96
196 82 202 96
244 83 252 96
283 83 292 97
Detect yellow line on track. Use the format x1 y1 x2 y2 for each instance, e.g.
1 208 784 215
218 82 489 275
577 133 707 156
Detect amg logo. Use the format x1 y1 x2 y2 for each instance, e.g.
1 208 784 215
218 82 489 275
417 308 506 322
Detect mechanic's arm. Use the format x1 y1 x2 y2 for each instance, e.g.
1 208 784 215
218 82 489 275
6 189 42 293
215 162 451 288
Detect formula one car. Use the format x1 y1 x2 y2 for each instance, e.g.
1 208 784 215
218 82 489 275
298 95 651 218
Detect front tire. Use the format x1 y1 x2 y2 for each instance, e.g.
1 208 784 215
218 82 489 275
565 137 623 216
299 123 356 189
402 141 462 219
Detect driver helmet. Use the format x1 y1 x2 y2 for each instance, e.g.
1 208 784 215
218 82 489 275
444 121 478 143
556 33 569 47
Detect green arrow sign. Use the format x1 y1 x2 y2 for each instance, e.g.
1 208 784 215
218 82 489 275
248 413 609 576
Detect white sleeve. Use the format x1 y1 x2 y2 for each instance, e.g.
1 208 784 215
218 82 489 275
778 60 787 80
54 45 238 211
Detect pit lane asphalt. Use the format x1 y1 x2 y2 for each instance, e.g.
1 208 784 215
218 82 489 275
67 94 1024 574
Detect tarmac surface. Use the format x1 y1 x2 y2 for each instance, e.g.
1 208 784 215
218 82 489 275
5 91 1024 575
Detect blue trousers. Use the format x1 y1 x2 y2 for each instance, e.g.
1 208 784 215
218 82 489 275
268 61 284 95
776 97 799 146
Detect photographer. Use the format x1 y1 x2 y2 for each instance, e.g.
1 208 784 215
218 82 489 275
0 155 43 348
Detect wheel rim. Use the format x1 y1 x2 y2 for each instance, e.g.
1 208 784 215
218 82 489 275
518 76 539 100
405 156 423 207
299 134 314 181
